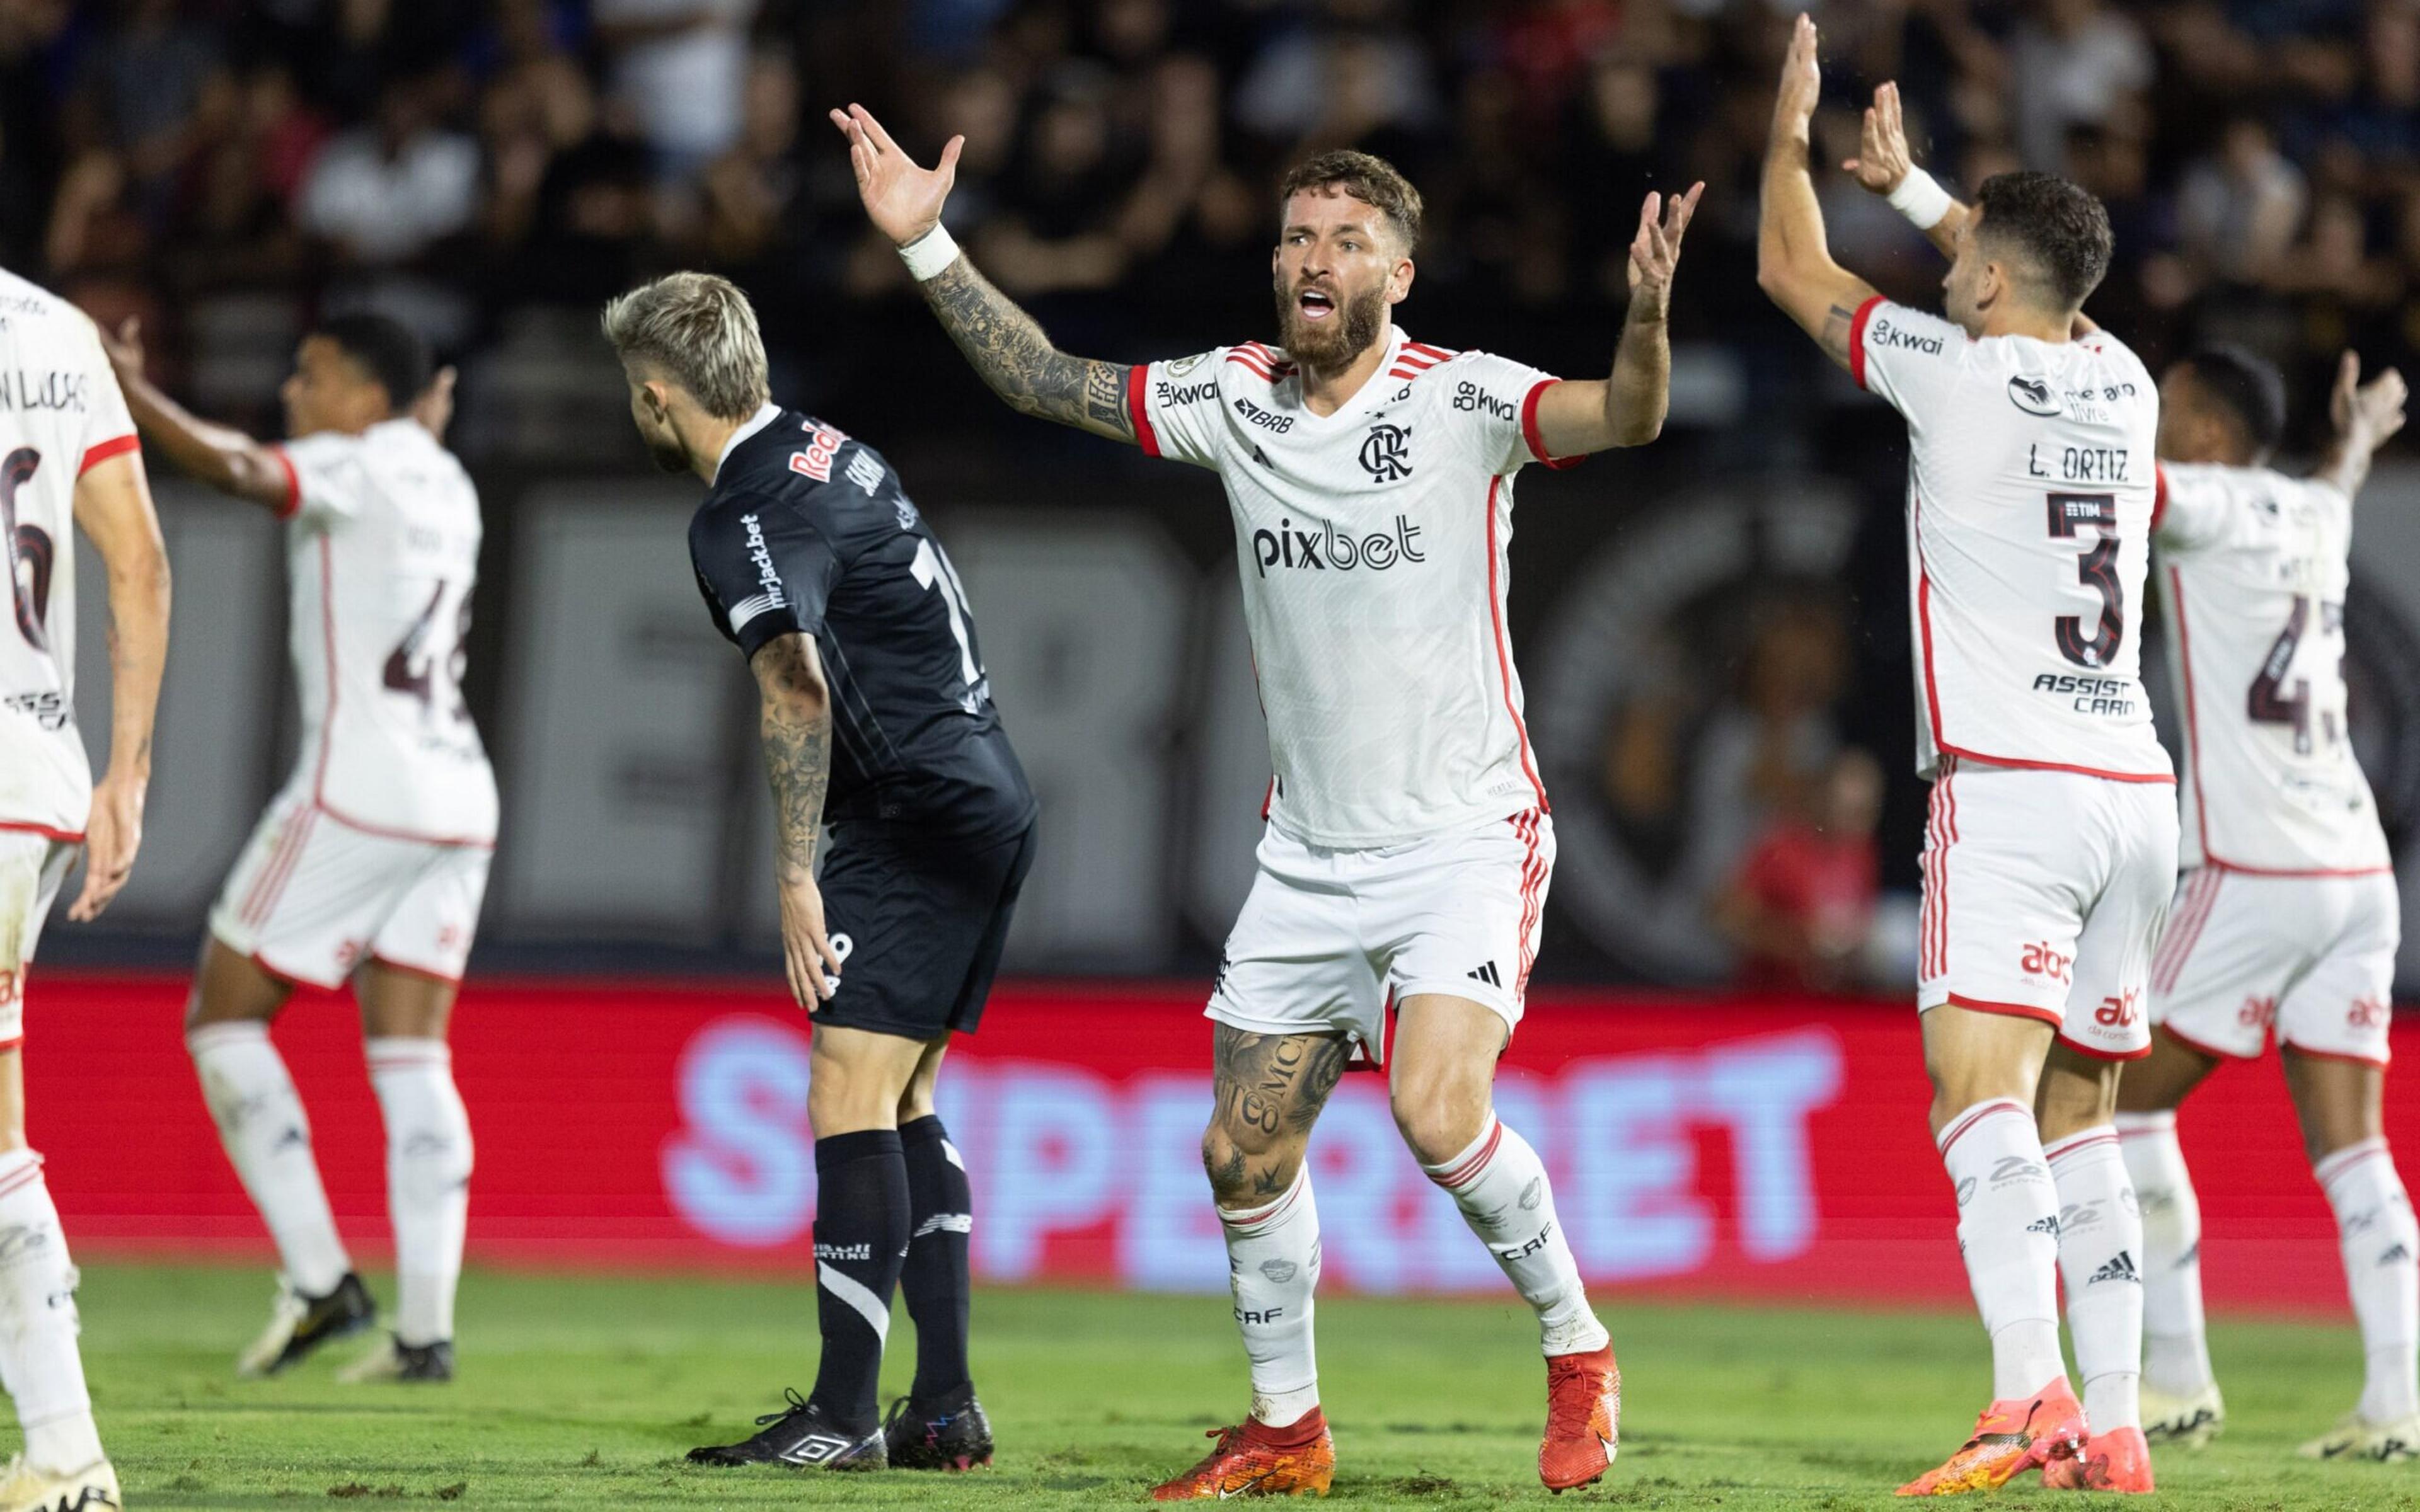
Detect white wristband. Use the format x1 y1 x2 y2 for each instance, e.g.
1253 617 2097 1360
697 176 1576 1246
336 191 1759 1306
898 224 961 282
1886 168 1954 231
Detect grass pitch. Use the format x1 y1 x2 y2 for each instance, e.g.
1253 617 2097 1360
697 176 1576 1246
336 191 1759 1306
81 1262 2417 1509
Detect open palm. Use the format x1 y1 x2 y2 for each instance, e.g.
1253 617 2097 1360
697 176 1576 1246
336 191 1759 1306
827 103 964 248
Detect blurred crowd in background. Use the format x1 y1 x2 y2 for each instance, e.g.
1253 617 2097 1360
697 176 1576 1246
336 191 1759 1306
8 0 2420 990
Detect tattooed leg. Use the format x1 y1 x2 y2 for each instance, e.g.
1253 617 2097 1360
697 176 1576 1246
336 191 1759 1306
1201 1024 1351 1210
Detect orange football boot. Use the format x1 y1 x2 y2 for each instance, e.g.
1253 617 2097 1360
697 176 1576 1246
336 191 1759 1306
1540 1345 1621 1492
2043 1426 2155 1492
1896 1378 2087 1496
1149 1409 1334 1500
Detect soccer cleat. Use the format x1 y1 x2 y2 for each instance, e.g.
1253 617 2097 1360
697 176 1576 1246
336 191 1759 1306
1148 1408 1334 1500
2140 1381 2225 1448
1540 1344 1620 1492
1895 1378 2087 1496
236 1271 376 1377
687 1388 887 1470
883 1387 994 1470
0 1453 120 1512
2298 1409 2420 1462
337 1334 454 1383
2043 1426 2155 1492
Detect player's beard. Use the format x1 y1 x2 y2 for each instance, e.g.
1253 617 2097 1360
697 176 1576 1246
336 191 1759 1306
1274 277 1386 371
647 437 692 474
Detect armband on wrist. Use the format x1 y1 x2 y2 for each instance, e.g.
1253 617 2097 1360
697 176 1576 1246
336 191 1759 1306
1886 169 1953 231
897 225 961 282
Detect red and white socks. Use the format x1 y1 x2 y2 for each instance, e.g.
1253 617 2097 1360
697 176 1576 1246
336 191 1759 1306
2317 1138 2420 1424
1422 1115 1610 1358
1221 1169 1323 1429
366 1039 473 1348
188 1021 353 1297
0 1154 102 1475
2116 1111 2213 1398
2044 1124 2143 1434
1938 1098 2067 1400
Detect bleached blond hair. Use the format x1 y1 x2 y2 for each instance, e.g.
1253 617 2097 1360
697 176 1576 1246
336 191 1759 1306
601 272 771 421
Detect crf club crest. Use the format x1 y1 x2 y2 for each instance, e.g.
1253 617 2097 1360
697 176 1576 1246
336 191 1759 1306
1359 422 1412 482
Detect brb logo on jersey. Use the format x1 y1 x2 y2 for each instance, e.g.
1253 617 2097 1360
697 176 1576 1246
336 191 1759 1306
1252 514 1427 578
1359 422 1414 482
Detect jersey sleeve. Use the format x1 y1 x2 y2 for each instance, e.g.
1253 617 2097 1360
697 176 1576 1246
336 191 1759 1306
269 432 364 527
2151 462 2237 553
1848 298 1967 428
689 495 844 662
1124 352 1226 469
74 322 139 478
1452 352 1580 474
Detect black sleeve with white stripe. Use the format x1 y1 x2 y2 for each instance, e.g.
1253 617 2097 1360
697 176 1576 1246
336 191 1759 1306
688 493 845 663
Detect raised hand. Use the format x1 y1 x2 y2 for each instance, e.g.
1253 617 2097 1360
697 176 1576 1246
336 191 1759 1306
2332 352 2409 447
1627 181 1705 317
1775 13 1823 133
1845 81 1913 195
827 103 964 249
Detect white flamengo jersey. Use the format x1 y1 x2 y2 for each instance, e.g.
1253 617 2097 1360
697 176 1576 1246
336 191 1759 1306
2155 462 2388 874
0 266 139 838
1129 328 1569 846
271 418 497 845
1852 299 2172 785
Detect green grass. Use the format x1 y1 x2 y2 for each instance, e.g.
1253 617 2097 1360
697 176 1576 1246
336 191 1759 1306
74 1262 2420 1509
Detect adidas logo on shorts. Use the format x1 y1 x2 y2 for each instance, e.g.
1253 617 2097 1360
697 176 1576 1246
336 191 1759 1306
1466 961 1502 988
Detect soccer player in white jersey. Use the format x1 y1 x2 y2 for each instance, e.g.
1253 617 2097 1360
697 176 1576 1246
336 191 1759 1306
0 263 171 1512
831 104 1698 1496
2112 345 2415 1460
101 314 493 1385
1760 19 2172 1494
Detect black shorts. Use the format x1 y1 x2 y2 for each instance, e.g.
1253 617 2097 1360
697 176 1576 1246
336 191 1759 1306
813 819 1036 1041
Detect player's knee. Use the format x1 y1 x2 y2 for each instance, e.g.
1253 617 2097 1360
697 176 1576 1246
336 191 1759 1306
1388 1079 1489 1167
1200 1123 1303 1206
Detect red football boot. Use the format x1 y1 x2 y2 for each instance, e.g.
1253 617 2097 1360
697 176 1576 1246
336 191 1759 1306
1540 1345 1621 1493
2043 1426 2155 1492
1149 1408 1334 1500
1897 1378 2087 1496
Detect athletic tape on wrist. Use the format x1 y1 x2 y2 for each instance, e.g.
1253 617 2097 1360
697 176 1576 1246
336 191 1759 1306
1887 169 1953 231
899 225 961 282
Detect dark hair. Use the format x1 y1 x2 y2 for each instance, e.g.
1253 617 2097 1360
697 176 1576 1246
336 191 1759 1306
1277 149 1423 253
2179 343 2288 461
313 312 433 415
1971 171 2114 311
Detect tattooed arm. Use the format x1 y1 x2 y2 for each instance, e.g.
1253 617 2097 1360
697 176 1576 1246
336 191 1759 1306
830 103 1135 443
1757 14 1881 372
753 631 846 1008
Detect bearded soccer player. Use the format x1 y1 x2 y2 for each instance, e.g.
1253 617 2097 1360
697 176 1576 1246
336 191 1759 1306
0 261 171 1512
833 103 1698 1496
2117 345 2414 1461
606 273 1034 1474
1760 18 2170 1494
105 313 491 1385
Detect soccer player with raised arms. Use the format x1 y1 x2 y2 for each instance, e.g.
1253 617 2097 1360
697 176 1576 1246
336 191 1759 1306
832 101 1699 1497
2116 346 2414 1460
1760 16 2170 1494
604 273 1035 1474
105 314 492 1386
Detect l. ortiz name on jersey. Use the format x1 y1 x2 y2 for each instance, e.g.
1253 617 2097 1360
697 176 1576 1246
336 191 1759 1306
1850 298 2172 786
1129 328 1576 847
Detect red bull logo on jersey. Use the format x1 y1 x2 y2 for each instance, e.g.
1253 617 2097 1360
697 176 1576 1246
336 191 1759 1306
1252 515 1427 578
788 423 848 483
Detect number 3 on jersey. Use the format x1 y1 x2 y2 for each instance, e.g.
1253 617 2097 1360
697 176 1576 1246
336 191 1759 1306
2048 491 2122 667
909 538 988 710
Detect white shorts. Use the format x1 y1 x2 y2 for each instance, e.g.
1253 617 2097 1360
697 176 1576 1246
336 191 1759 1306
2150 868 2399 1067
1206 808 1552 1062
0 832 77 1048
1917 757 2181 1061
209 798 492 989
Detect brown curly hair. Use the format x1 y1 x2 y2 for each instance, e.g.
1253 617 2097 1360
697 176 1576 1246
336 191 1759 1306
1277 150 1424 254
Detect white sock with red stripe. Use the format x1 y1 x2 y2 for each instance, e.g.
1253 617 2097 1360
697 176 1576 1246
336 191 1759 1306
0 1153 103 1475
2316 1138 2420 1424
2045 1125 2142 1433
187 1021 352 1297
1221 1169 1321 1428
366 1038 473 1347
2116 1111 2213 1397
1938 1098 2067 1400
1422 1115 1608 1357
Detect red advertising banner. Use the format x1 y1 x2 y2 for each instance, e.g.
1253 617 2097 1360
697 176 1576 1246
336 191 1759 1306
25 974 2404 1310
